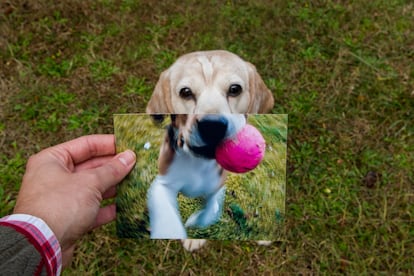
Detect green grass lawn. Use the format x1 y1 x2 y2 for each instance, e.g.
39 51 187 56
1 0 413 274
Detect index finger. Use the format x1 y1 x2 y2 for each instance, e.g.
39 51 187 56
52 134 116 165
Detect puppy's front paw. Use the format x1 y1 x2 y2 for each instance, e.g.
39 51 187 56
181 239 207 252
184 211 203 228
185 209 218 228
257 240 272 246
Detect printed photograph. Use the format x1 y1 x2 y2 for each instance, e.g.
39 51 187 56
115 114 287 241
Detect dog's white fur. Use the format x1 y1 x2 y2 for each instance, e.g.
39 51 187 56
148 114 246 239
146 50 274 251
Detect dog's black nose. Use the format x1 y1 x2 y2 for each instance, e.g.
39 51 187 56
197 115 228 145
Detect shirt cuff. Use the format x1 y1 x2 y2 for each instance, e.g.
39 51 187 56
0 214 62 276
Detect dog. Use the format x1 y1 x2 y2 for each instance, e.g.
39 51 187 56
146 50 274 251
146 50 274 114
147 114 247 239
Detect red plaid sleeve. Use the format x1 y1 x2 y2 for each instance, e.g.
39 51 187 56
0 214 62 276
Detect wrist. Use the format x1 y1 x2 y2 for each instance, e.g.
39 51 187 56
14 202 69 250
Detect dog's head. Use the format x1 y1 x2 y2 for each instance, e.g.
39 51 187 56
146 50 274 114
152 114 246 159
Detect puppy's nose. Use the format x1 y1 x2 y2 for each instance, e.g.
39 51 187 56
197 116 228 145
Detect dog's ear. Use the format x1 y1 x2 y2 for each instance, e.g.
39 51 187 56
246 62 274 113
149 114 177 125
150 114 165 124
146 69 174 114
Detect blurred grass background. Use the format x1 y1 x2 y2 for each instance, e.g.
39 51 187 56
0 0 413 274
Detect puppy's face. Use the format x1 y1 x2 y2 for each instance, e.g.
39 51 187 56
146 50 274 114
168 114 246 159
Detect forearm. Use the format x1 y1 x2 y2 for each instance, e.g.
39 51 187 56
0 214 62 276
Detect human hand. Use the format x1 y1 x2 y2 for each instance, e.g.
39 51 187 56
13 134 136 267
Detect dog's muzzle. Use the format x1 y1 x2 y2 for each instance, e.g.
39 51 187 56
187 115 230 159
197 115 228 145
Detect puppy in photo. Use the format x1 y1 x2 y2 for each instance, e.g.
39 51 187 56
147 114 247 239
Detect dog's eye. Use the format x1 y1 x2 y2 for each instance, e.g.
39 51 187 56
179 87 194 100
228 84 242 97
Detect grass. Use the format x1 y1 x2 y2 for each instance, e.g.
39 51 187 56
0 0 413 274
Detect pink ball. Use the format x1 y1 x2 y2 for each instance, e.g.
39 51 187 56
215 124 265 173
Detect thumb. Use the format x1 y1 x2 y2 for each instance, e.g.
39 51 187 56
92 150 136 193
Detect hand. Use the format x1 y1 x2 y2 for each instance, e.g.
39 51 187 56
13 134 136 267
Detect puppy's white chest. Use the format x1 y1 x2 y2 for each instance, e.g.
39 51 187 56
164 151 222 198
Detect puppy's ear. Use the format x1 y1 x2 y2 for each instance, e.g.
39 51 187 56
149 114 177 125
246 62 274 113
150 114 165 124
146 70 174 114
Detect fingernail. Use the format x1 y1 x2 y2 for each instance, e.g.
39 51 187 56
118 150 136 167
